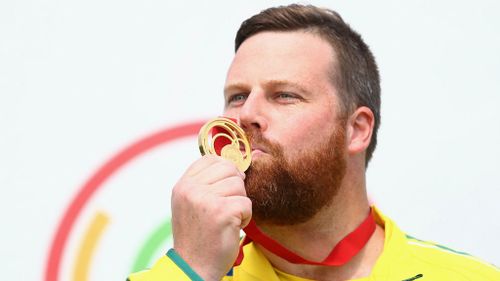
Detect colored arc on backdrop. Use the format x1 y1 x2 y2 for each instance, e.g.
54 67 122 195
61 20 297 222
45 121 205 281
131 218 172 272
73 212 109 281
72 211 170 279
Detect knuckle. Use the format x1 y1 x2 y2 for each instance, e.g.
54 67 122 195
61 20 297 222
173 180 190 197
244 198 252 212
173 181 204 206
212 205 229 225
217 161 236 173
228 175 244 186
191 190 209 207
218 158 239 171
230 177 246 195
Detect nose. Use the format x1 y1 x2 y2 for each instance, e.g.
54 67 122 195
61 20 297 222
238 91 268 133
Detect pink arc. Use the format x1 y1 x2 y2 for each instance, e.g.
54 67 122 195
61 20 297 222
45 121 206 281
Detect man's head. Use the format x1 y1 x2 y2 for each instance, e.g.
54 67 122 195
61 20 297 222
223 4 380 225
236 4 380 165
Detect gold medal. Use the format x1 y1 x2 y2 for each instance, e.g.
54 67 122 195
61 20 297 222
198 117 252 172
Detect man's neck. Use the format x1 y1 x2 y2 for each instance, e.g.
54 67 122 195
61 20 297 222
254 178 384 280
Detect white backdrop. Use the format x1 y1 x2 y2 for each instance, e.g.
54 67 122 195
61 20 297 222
1 1 499 280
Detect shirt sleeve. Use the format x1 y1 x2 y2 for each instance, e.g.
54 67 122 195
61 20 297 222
127 249 204 281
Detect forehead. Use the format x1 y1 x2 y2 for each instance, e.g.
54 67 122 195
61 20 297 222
225 31 338 89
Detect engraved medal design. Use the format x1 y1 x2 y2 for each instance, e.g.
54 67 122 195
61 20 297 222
198 117 252 172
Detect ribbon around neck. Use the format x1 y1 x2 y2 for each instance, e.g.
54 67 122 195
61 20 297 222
234 208 376 266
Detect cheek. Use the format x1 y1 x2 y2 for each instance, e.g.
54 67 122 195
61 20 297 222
288 111 333 136
222 108 238 119
277 114 332 152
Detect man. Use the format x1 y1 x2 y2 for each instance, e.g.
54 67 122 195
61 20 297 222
129 4 499 281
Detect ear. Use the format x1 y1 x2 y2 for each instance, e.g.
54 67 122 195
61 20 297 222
346 106 375 155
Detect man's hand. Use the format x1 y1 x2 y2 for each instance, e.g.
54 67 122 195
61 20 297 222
171 155 252 281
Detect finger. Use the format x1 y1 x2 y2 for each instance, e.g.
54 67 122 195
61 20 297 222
211 176 247 197
184 155 220 178
195 160 244 184
224 196 253 228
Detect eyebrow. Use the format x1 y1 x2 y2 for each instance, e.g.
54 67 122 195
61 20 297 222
266 79 311 95
224 83 248 97
224 79 311 96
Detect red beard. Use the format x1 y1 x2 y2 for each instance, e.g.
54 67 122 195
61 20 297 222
244 124 347 226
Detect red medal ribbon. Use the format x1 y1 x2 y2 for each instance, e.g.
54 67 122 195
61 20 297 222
234 208 375 266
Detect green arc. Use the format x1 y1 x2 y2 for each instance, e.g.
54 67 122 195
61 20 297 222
131 218 172 272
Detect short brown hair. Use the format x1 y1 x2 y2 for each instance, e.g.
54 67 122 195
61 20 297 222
235 4 381 165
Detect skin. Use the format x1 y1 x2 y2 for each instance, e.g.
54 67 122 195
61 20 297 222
172 31 384 281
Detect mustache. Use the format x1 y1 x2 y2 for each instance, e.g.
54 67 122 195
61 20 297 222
244 130 282 156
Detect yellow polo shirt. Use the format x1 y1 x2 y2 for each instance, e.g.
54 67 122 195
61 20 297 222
128 207 500 280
